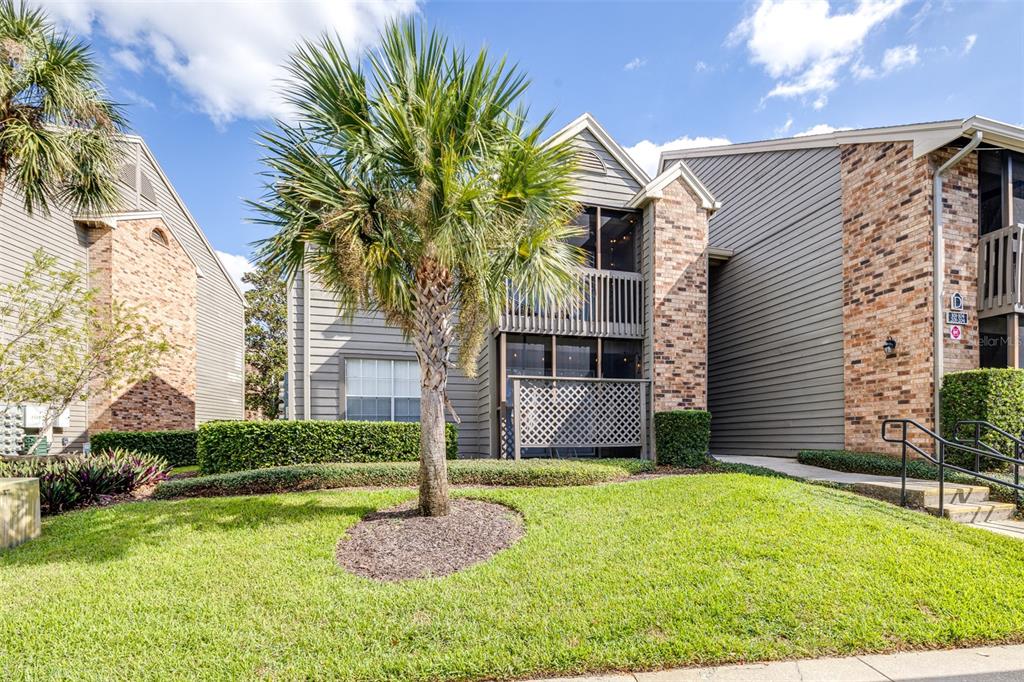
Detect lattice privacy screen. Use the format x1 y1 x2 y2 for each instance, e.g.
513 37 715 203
511 377 648 458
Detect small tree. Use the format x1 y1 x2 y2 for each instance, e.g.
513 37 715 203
243 261 287 419
253 22 583 516
0 249 169 449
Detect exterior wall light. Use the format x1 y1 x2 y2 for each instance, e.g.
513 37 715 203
883 337 897 358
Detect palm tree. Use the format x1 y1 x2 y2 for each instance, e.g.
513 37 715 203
253 21 583 516
0 0 125 215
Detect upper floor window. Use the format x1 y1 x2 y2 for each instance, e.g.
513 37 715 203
979 149 1024 234
567 206 640 272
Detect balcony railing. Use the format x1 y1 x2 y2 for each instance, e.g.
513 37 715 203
979 224 1024 317
500 267 644 338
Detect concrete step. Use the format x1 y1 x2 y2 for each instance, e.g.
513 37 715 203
927 501 1017 523
852 480 991 507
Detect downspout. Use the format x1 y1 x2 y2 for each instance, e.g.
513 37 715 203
933 131 982 433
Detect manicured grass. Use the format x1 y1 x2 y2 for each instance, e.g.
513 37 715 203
3 474 1024 680
170 464 200 475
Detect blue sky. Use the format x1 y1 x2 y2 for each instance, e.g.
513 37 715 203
41 0 1024 287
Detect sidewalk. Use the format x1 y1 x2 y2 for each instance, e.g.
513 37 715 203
528 643 1024 681
715 455 1024 539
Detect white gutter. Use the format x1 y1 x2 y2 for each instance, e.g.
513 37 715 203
933 132 982 433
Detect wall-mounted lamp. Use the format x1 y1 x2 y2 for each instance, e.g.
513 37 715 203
883 337 897 358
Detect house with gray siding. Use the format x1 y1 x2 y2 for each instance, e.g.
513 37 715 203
286 114 1024 459
0 134 245 450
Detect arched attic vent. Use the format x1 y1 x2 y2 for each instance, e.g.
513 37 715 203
575 148 607 175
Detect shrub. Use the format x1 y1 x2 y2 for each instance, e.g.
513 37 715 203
196 420 459 474
0 449 170 514
154 458 650 499
91 430 197 467
941 369 1024 471
654 410 711 467
798 449 1022 511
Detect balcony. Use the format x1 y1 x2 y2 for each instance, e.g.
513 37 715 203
978 224 1024 317
500 267 644 338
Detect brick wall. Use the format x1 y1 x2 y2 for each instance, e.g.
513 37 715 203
87 218 197 432
649 177 709 411
840 142 979 452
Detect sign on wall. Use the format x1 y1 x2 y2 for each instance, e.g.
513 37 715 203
949 325 963 341
946 311 969 325
950 292 964 311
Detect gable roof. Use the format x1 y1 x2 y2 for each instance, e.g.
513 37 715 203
546 113 650 186
660 115 1024 169
122 133 246 304
626 160 720 212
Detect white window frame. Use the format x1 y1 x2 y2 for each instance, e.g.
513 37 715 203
344 358 421 422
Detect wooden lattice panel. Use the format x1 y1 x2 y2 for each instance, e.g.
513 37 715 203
512 378 648 457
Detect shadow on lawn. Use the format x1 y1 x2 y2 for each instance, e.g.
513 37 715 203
0 495 380 567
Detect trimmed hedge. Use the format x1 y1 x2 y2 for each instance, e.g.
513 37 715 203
941 369 1024 471
798 449 1022 511
197 420 459 474
154 458 654 499
654 410 711 467
91 430 197 467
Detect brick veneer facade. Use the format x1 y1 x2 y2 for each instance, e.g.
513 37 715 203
86 217 197 432
840 143 979 452
649 177 709 411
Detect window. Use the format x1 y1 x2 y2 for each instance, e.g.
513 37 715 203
150 227 169 247
556 338 597 377
568 207 597 267
599 209 639 272
345 358 420 422
601 339 642 379
567 206 640 271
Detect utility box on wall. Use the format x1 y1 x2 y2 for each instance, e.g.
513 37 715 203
1 478 41 550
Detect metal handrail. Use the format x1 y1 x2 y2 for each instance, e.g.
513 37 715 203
951 420 1022 505
881 418 1024 515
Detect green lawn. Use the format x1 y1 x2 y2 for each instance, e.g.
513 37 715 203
3 474 1024 681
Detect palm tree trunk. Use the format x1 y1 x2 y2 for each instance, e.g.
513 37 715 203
412 259 453 516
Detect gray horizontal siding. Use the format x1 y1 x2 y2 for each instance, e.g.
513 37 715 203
569 129 642 208
0 137 241 446
139 146 244 423
687 147 844 457
291 272 491 457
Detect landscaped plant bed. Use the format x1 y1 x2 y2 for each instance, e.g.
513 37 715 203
336 498 524 582
4 475 1024 680
153 458 654 499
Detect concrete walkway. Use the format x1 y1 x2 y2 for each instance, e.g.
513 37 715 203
715 455 1024 539
528 643 1024 681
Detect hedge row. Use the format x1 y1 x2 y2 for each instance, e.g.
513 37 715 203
91 430 197 467
798 449 1022 510
654 410 711 467
941 369 1024 472
196 420 459 474
154 458 655 499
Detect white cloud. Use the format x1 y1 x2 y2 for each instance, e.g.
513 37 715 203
624 57 647 71
695 60 710 72
111 47 142 73
775 116 794 136
812 94 828 109
962 34 977 56
216 250 255 291
851 60 877 80
881 44 918 72
730 0 907 102
625 135 732 177
42 1 418 125
794 123 853 137
119 88 154 110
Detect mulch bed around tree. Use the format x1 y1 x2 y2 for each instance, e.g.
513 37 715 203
336 498 524 582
